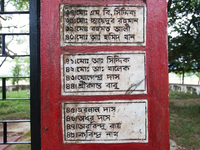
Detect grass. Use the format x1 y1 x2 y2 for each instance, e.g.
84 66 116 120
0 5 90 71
0 90 30 120
14 131 31 150
0 90 30 149
169 90 200 148
13 141 31 150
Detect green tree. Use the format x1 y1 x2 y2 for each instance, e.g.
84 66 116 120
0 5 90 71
168 0 200 84
11 57 22 85
10 56 29 91
196 72 200 85
5 0 29 10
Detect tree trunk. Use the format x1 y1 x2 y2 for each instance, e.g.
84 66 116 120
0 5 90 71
16 81 19 91
182 70 184 84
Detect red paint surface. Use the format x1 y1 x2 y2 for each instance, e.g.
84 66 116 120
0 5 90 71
41 0 169 149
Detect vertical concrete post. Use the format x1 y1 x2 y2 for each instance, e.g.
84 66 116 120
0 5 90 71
41 0 169 149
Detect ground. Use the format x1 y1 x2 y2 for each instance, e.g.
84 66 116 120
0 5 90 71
0 122 30 150
169 98 200 106
169 98 200 150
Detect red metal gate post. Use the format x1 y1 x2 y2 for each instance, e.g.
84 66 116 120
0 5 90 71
41 0 169 149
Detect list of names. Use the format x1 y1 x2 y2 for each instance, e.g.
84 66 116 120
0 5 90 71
62 100 148 143
61 51 146 95
60 5 145 45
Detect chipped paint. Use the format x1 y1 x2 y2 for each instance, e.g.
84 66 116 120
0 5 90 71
61 51 146 95
60 5 146 46
62 100 148 143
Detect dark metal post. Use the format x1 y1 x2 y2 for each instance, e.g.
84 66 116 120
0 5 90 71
30 0 41 149
1 0 4 12
2 35 5 55
2 78 6 100
3 122 7 144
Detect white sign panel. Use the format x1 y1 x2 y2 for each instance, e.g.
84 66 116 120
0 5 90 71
62 100 148 143
60 5 146 46
61 51 146 95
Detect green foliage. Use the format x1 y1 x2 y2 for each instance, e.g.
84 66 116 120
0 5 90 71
168 0 200 77
196 72 200 85
11 57 21 85
6 0 29 11
22 57 30 78
10 57 30 85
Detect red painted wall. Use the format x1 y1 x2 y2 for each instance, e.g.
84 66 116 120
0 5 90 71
40 0 169 149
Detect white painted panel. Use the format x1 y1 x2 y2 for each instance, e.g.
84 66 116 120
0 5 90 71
62 100 148 143
61 51 146 95
60 5 146 46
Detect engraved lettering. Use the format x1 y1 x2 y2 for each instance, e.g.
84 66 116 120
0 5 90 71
66 18 88 24
90 10 100 15
97 115 110 121
92 58 104 64
65 9 88 16
63 100 148 142
90 35 100 41
61 5 145 45
104 32 120 40
105 82 119 89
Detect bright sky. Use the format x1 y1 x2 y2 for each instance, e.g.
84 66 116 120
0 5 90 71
0 3 29 77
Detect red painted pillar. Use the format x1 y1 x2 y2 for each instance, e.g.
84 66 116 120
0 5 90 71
41 0 169 149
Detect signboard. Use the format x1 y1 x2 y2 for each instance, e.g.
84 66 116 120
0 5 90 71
62 100 148 143
41 0 169 149
60 5 146 46
61 51 146 95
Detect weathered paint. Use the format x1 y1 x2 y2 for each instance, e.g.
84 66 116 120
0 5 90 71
41 0 169 149
62 100 148 143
